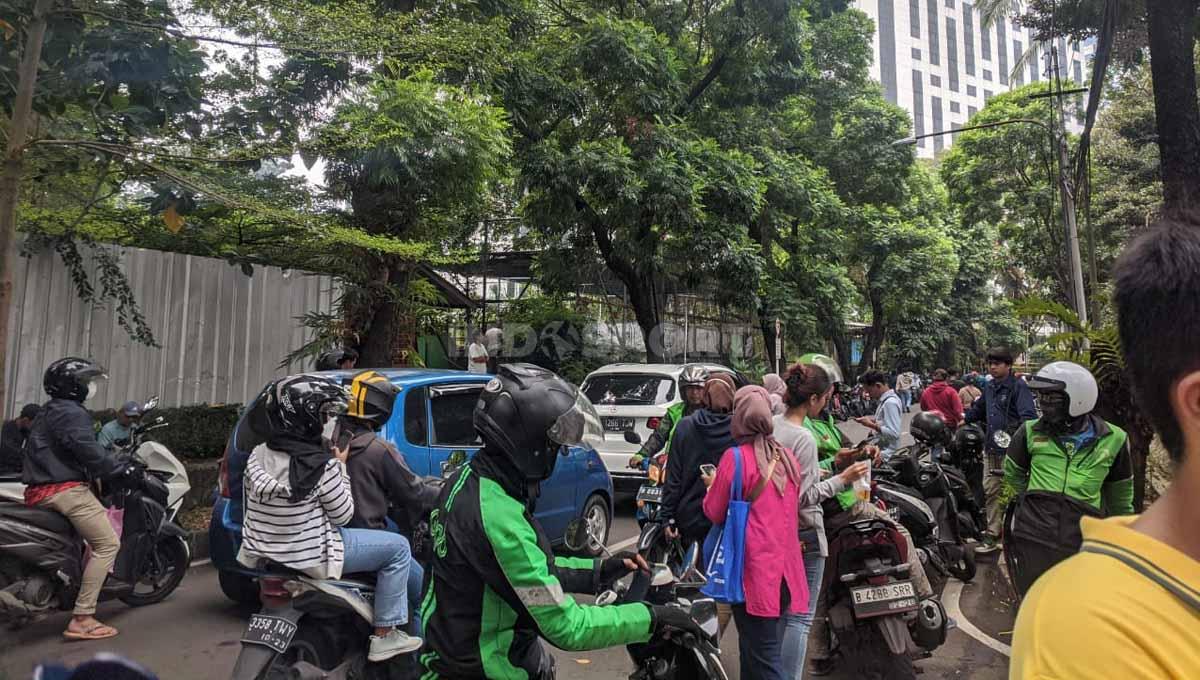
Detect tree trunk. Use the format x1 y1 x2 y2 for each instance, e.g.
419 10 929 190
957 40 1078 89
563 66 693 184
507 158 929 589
1146 0 1200 214
357 259 418 368
860 292 886 370
626 275 666 363
0 0 55 418
758 304 777 374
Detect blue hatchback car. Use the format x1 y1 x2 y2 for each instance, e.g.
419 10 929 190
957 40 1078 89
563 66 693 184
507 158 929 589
209 369 614 605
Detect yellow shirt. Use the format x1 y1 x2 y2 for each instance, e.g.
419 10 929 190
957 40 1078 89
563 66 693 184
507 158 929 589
1010 516 1200 679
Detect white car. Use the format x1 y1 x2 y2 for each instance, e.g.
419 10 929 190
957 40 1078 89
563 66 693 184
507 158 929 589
579 363 746 491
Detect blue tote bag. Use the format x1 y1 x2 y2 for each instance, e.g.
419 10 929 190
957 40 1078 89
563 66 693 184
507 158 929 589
701 446 750 604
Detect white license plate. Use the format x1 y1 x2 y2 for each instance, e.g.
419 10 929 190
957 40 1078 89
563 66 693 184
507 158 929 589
603 417 634 432
850 581 918 618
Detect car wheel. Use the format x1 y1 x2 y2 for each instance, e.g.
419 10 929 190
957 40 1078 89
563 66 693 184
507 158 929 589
219 569 260 606
579 494 611 558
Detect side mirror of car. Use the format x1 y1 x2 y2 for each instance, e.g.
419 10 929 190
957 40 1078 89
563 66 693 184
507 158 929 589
623 430 642 445
441 450 468 478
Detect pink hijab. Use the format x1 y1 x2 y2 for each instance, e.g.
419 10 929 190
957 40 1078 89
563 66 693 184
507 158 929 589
762 373 786 415
732 385 801 495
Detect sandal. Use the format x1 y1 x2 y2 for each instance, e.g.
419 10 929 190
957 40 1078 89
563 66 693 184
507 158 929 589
63 622 119 641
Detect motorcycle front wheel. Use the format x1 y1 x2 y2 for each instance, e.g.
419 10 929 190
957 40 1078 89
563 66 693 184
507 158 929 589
119 536 189 606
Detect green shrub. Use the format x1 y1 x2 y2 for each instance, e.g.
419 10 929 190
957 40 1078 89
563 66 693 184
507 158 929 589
92 403 243 460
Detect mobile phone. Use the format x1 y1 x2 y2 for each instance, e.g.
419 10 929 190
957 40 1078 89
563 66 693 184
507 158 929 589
699 464 717 477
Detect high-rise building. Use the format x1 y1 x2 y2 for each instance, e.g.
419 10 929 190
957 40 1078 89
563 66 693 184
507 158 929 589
853 0 1094 156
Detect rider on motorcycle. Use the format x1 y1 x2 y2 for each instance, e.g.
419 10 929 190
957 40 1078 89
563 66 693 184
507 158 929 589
627 364 709 471
334 370 441 632
421 364 706 679
1002 361 1135 597
21 358 125 641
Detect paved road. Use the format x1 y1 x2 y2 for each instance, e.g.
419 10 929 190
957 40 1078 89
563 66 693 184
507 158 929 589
0 411 1015 680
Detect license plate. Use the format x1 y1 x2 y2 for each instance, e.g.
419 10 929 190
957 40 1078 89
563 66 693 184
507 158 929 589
603 416 634 433
850 580 918 619
636 485 663 503
241 614 298 654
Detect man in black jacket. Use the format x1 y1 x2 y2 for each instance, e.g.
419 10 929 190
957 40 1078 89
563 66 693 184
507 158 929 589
22 358 124 641
659 374 737 548
0 403 40 474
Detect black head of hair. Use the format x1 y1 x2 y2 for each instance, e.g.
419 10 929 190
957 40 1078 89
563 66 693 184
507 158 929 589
1113 214 1200 463
859 370 887 387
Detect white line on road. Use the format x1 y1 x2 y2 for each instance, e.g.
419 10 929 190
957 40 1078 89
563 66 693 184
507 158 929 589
943 579 1011 657
190 558 212 568
608 535 639 552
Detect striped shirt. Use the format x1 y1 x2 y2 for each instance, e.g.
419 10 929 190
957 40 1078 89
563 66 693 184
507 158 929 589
237 444 354 579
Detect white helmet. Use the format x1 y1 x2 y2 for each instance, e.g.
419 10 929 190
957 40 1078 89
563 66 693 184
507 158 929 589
1027 361 1097 417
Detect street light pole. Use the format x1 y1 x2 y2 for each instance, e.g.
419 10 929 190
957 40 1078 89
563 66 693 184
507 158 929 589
893 117 1089 326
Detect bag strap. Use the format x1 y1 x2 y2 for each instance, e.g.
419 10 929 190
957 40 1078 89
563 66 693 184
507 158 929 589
729 444 744 502
747 443 781 503
1080 543 1200 614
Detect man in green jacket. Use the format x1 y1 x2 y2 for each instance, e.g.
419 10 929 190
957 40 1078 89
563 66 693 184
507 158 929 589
1002 361 1135 597
420 364 706 679
627 364 709 471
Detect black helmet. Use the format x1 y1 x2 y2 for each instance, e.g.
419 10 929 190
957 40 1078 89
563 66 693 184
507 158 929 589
911 411 949 445
346 370 400 429
315 348 359 372
44 357 106 402
474 363 602 482
254 374 349 442
679 364 710 388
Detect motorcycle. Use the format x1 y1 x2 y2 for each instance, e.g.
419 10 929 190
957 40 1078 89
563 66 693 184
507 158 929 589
625 430 668 528
565 520 726 680
822 517 947 680
0 419 191 622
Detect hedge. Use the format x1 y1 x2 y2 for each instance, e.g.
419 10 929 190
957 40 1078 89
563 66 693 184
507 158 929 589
91 403 243 460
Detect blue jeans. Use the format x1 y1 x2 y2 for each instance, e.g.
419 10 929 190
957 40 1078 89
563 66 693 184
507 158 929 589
899 390 912 410
781 538 826 680
340 528 413 628
732 587 790 680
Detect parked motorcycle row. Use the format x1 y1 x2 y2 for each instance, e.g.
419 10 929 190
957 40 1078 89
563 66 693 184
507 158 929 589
0 397 193 624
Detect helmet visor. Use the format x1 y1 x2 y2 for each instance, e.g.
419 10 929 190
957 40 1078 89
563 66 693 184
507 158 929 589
547 390 604 450
84 372 108 401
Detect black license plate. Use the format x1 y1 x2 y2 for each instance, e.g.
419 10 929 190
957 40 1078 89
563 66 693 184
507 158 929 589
241 613 298 654
603 416 634 432
850 580 918 619
636 485 663 503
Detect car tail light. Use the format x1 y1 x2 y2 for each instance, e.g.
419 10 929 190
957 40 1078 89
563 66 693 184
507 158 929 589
258 577 293 608
218 448 231 499
867 575 890 586
646 417 661 430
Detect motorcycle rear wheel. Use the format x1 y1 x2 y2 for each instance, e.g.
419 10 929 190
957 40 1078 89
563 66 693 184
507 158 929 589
256 622 349 680
119 536 189 606
839 624 917 680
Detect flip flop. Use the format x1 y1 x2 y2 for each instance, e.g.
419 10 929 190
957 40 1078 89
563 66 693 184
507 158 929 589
63 623 119 641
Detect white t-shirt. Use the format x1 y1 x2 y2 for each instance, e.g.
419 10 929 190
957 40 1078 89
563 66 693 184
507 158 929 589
468 342 489 373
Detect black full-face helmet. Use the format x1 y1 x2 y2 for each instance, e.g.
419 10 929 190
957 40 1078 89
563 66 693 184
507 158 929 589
254 374 349 442
474 364 602 482
346 370 400 430
911 410 950 445
44 357 106 402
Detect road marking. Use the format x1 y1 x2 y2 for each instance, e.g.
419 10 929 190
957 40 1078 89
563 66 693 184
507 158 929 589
609 535 639 551
943 579 1011 657
190 558 212 568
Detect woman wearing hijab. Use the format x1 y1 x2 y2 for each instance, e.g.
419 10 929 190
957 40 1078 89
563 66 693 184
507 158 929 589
763 373 787 415
660 375 737 549
702 386 809 680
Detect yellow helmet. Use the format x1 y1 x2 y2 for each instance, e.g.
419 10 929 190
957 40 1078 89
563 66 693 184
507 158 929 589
346 370 400 428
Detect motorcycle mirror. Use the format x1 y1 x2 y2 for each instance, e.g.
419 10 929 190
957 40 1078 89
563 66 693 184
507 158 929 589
993 430 1012 450
623 430 642 445
144 396 160 411
564 519 608 556
595 590 618 606
677 542 700 579
650 564 675 587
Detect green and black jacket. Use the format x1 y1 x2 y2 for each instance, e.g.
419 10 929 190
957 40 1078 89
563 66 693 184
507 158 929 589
1002 415 1135 516
420 451 652 679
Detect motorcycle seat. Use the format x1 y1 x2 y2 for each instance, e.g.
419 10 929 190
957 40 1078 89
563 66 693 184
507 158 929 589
0 501 74 535
259 561 377 587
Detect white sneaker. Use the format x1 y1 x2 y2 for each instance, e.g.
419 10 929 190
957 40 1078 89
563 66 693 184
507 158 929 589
368 629 423 662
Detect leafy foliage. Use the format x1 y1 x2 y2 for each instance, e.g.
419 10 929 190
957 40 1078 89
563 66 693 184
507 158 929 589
91 403 242 460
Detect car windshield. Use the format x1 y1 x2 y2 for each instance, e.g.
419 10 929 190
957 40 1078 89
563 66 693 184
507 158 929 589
581 374 675 406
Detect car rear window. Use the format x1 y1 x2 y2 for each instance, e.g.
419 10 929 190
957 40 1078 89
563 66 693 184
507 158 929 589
582 374 675 406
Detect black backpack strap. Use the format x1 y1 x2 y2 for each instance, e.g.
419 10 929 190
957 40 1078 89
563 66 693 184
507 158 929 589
1080 541 1200 614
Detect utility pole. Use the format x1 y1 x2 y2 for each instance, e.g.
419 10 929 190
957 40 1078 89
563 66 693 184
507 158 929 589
1048 44 1089 327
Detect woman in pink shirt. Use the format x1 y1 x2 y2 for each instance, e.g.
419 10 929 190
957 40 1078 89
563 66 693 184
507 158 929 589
703 385 809 680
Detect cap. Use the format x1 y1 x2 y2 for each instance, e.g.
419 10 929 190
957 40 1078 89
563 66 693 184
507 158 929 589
121 401 143 417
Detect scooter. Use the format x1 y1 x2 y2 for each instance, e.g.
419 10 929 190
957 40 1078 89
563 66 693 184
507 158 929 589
821 518 948 680
0 454 190 622
566 520 726 680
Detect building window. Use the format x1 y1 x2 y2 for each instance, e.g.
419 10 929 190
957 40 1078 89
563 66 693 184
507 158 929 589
950 100 960 112
946 18 959 91
912 47 922 60
1013 40 1024 85
963 5 976 75
931 74 942 87
878 0 898 103
997 21 1009 84
927 0 941 65
910 0 921 38
968 105 978 117
984 89 993 101
912 71 926 148
932 96 944 151
977 4 991 60
967 84 976 96
1073 60 1083 84
983 68 993 81
945 0 954 6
